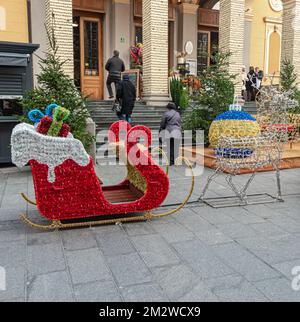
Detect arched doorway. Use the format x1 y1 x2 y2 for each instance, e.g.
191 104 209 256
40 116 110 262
0 6 6 31
268 31 281 76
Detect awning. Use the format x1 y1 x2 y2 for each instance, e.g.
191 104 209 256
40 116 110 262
0 52 29 67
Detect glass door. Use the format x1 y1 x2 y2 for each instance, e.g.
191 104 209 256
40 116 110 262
210 31 219 65
197 31 210 75
79 16 103 100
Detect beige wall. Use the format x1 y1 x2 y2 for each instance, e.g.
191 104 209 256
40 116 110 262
245 0 282 77
177 3 198 61
103 0 131 99
111 0 131 68
0 0 29 43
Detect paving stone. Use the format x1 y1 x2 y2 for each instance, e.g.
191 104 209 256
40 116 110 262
244 204 280 219
204 274 268 302
173 208 214 233
123 222 156 236
96 231 135 257
27 243 66 277
0 219 26 231
196 228 233 245
27 231 61 246
0 228 25 242
216 222 258 239
27 271 74 302
107 253 152 287
236 235 300 265
4 183 28 195
66 248 111 285
249 222 288 236
178 281 220 302
0 266 25 301
150 222 195 243
74 280 122 302
196 208 236 225
212 242 280 282
2 298 25 302
121 283 167 302
173 240 233 278
204 274 245 291
268 216 300 234
91 224 123 235
0 241 26 267
6 174 28 185
0 194 26 210
214 283 268 302
61 229 97 251
254 277 300 302
131 234 180 268
152 264 199 300
0 208 26 221
230 210 266 224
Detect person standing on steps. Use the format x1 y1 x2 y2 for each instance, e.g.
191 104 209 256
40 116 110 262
159 102 182 166
116 74 136 124
105 50 125 99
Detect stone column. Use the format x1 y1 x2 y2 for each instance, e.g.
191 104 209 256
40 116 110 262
111 0 131 68
281 0 300 84
219 0 245 94
142 0 169 106
178 2 199 62
45 0 74 78
244 12 254 72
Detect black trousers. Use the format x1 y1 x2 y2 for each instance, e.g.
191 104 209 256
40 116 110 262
106 75 121 97
166 138 181 165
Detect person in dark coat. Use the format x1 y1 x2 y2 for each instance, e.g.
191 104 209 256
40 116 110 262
105 50 125 99
159 102 182 166
246 66 256 101
116 74 136 124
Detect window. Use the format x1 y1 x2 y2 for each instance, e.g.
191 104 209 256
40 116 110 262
0 6 6 31
210 31 219 64
197 31 219 74
73 16 81 89
197 32 209 74
0 100 22 117
135 26 142 44
84 20 99 76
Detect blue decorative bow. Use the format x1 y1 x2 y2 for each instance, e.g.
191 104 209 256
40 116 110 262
28 104 59 124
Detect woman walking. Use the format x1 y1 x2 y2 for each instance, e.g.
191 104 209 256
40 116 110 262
116 74 136 124
159 102 182 166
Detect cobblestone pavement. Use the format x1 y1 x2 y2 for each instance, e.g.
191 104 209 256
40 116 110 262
0 163 300 302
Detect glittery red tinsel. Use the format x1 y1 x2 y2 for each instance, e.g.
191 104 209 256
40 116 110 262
30 121 169 220
261 123 295 133
36 116 52 135
36 116 70 137
59 123 70 137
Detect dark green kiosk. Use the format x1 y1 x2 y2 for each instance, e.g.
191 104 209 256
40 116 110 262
0 41 39 164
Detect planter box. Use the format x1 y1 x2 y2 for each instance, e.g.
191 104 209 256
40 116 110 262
0 117 19 164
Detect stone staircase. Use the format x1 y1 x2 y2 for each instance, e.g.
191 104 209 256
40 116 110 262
243 101 257 115
87 100 168 163
87 100 166 133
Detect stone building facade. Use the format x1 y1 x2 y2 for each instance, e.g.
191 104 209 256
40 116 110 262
24 0 300 101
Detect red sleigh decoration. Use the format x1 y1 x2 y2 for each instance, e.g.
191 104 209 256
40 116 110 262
12 121 194 230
